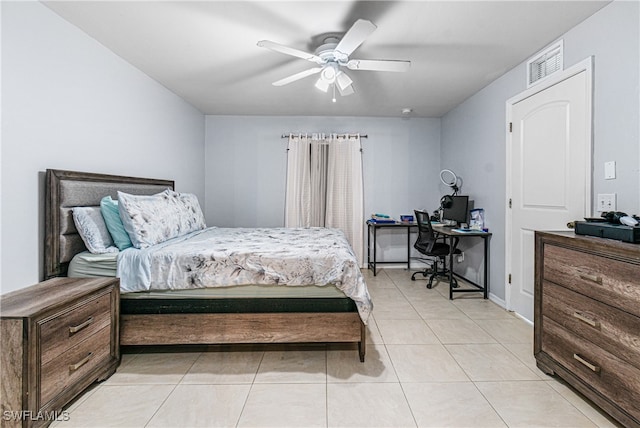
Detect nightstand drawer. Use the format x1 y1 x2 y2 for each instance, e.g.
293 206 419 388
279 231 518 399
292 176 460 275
40 292 112 365
542 316 640 422
543 244 640 317
542 280 640 370
40 327 112 406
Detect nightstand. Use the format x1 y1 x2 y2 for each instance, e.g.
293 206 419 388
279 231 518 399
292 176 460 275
1 277 120 428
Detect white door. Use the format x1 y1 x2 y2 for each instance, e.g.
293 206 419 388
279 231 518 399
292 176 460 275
507 62 592 322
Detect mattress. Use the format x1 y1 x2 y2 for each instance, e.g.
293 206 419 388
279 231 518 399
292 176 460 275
68 251 118 277
68 251 348 299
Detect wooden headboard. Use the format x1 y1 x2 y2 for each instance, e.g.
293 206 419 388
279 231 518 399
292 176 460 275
44 169 174 279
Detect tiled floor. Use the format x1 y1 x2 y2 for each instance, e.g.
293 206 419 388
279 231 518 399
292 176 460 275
53 269 621 427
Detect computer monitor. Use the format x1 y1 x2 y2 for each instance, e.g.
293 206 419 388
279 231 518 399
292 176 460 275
442 195 469 226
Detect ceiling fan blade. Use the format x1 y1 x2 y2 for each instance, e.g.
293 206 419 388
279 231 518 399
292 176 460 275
334 19 377 57
273 67 322 86
347 59 411 72
257 40 324 64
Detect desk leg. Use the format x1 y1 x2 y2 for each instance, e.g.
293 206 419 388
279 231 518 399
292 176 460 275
407 228 411 270
449 236 454 300
483 236 489 299
367 224 371 272
372 226 377 276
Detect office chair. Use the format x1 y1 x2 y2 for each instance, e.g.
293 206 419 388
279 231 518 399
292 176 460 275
411 210 461 288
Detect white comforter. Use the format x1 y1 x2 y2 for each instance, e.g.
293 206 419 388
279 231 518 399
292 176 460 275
118 227 372 322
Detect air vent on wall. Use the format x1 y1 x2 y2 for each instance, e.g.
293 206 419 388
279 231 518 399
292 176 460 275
527 40 563 87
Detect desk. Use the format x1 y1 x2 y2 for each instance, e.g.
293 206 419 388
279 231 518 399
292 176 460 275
366 221 417 276
432 225 492 300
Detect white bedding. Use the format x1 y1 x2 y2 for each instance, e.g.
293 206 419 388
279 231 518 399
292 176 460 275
118 227 372 322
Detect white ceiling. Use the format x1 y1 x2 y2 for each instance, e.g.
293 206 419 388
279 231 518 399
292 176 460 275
44 1 609 118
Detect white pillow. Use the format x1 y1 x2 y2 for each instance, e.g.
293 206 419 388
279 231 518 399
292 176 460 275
72 207 118 254
117 189 206 249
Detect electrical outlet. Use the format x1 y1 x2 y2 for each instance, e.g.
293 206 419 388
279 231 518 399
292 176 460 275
457 252 464 263
597 193 616 212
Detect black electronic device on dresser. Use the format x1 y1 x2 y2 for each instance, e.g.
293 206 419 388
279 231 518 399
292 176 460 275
575 211 640 243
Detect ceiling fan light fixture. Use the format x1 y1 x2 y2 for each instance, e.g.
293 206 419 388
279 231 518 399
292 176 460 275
337 82 354 96
336 71 353 91
320 65 337 84
315 77 330 93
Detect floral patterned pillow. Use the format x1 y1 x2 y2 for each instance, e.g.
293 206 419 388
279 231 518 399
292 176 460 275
72 207 118 254
117 189 206 249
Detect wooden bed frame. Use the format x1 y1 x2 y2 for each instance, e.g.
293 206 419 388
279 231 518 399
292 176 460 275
45 169 365 361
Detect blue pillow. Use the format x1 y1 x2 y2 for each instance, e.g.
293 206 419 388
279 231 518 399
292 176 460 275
100 196 133 250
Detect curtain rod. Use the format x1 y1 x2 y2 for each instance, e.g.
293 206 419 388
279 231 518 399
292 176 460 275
281 133 367 139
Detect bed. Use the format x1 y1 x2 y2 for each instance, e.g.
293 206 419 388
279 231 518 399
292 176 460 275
45 169 370 361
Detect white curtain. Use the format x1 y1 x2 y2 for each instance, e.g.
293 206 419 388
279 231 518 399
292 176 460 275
285 134 364 265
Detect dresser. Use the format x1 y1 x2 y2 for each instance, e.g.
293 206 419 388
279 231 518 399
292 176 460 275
534 231 640 428
1 278 120 428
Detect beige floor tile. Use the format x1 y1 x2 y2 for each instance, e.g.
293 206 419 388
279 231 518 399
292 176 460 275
181 349 263 384
386 344 469 382
146 384 250 427
396 284 444 303
411 300 470 320
503 342 550 380
452 298 515 319
104 352 200 385
446 344 540 381
426 318 496 344
376 318 440 344
238 383 326 427
476 319 534 344
327 383 416 427
368 287 410 303
403 382 507 427
254 349 327 383
55 384 174 427
371 299 422 320
362 270 395 289
546 380 622 428
327 342 398 383
476 381 598 427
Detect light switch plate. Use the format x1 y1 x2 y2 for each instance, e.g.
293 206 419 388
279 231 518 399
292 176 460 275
597 193 616 212
604 161 616 179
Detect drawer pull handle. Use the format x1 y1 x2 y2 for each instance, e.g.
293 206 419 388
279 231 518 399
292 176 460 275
573 353 600 373
69 317 94 334
572 312 600 329
579 274 602 284
69 352 93 372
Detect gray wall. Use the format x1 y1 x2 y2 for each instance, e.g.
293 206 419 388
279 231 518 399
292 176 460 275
440 0 640 304
1 2 206 293
205 115 441 264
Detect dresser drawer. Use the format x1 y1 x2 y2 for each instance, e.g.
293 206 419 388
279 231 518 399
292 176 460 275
542 280 640 370
543 244 640 317
542 317 640 422
40 327 112 406
40 292 112 365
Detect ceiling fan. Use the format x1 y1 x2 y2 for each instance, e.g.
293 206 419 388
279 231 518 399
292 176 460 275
257 19 411 100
